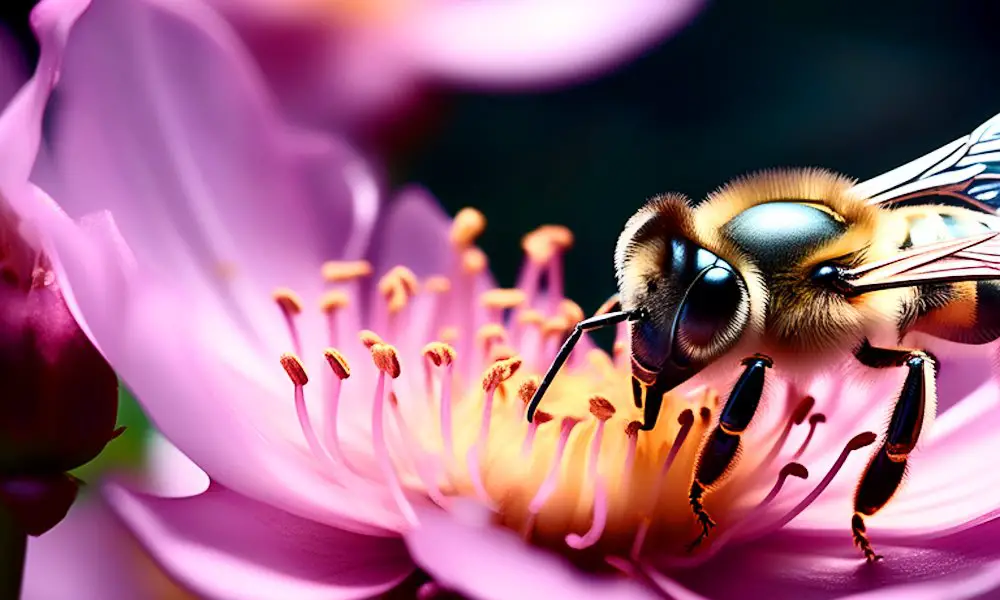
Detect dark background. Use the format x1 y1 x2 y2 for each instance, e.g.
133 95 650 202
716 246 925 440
4 0 998 314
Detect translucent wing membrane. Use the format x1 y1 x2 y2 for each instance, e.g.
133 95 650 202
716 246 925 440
839 232 1000 294
851 112 1000 213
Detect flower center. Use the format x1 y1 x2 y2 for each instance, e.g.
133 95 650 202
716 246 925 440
275 208 876 565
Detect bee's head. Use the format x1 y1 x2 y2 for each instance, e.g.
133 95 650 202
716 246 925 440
615 194 751 393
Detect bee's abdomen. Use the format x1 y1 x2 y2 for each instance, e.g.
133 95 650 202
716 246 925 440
900 207 1000 344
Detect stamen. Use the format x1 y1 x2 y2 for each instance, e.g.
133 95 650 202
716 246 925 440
466 358 523 505
449 207 486 248
387 386 447 508
527 417 582 514
423 343 457 460
476 324 508 365
321 260 372 283
793 413 827 459
273 287 304 355
368 344 417 526
438 326 460 346
632 409 695 560
321 348 363 479
280 354 331 468
622 421 641 493
518 378 541 456
565 397 616 549
746 396 815 480
662 462 809 569
743 432 877 540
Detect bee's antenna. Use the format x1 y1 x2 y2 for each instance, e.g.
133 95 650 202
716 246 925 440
525 308 646 423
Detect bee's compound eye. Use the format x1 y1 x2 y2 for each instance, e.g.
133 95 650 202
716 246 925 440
632 319 669 372
674 266 744 352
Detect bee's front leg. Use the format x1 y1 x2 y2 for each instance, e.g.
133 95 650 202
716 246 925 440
687 354 773 551
851 341 937 562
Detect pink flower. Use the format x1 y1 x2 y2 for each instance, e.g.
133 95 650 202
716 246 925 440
201 0 705 133
8 0 1000 598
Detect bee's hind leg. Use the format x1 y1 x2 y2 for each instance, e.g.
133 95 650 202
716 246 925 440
687 354 773 551
852 341 937 562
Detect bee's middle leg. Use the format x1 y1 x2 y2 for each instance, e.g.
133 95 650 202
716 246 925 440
852 341 937 562
687 354 772 551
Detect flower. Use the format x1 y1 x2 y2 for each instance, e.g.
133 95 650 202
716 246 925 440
0 0 119 537
10 0 1000 598
200 0 706 134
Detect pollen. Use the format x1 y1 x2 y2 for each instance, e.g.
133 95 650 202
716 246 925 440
370 343 401 378
279 353 309 386
323 348 351 379
272 287 304 314
321 260 372 283
518 378 540 404
422 342 456 367
449 207 486 248
378 266 419 296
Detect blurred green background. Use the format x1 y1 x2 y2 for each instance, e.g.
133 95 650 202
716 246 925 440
2 0 999 474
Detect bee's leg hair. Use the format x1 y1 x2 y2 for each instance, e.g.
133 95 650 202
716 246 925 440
852 342 936 562
686 354 773 552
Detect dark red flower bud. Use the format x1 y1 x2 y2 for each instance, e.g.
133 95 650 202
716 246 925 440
0 276 119 476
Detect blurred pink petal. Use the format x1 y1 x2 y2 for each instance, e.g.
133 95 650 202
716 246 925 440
206 0 704 131
22 499 143 600
405 504 658 600
406 0 705 89
106 481 414 600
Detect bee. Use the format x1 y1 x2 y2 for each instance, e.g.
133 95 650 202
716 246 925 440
525 111 1000 561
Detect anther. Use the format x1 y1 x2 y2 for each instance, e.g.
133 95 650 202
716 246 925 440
461 247 488 275
422 342 456 367
438 327 460 345
476 324 508 348
517 309 544 327
273 288 304 315
449 207 486 248
321 260 373 282
791 396 816 425
589 396 616 421
274 288 305 354
320 290 350 313
371 343 402 379
699 406 712 423
424 275 452 294
482 357 522 391
359 330 384 349
280 353 309 386
378 266 419 297
542 315 571 338
481 288 527 311
323 348 351 379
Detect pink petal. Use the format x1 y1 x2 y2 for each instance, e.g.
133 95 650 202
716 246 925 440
666 520 1000 600
373 186 457 278
404 0 704 89
105 481 414 600
405 503 658 600
23 498 144 600
50 0 378 358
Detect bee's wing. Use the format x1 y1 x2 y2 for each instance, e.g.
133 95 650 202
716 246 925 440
840 232 1000 294
851 112 1000 213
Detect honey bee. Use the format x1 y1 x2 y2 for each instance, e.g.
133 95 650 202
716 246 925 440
526 111 1000 561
